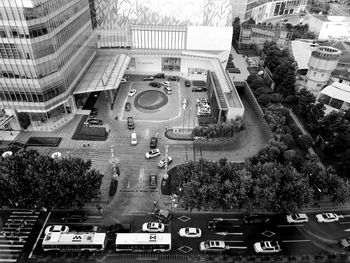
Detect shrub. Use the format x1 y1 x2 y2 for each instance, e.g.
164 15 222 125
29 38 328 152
257 94 272 106
297 134 313 150
109 178 118 196
247 74 258 84
280 133 295 148
18 112 31 129
290 124 303 140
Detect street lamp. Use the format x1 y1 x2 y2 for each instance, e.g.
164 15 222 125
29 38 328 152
109 145 119 180
163 145 169 179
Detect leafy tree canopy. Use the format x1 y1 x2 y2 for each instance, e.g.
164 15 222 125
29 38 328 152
0 150 103 209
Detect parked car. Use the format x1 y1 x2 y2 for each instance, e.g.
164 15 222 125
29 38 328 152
208 219 236 232
168 76 180 81
153 209 172 222
145 149 160 159
150 137 158 148
163 86 172 95
125 102 131 111
340 237 350 250
199 240 227 253
154 73 165 78
286 213 309 223
254 241 281 254
89 107 98 118
149 173 157 189
142 75 154 81
192 87 207 92
316 213 339 223
179 227 201 238
161 81 171 87
149 82 161 88
120 77 127 83
128 89 137 97
45 225 69 235
127 117 135 129
142 222 165 233
158 156 172 168
107 223 131 234
184 80 191 87
84 119 103 126
196 98 208 104
131 132 137 145
61 210 87 223
182 99 188 109
243 215 270 224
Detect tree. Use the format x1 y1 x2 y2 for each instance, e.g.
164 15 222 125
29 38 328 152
0 150 103 209
232 16 241 43
17 112 31 130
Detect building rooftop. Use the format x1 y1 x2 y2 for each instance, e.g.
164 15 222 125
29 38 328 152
290 40 316 70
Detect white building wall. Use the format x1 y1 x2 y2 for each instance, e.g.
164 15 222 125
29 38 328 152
134 57 161 72
180 58 213 74
318 21 350 41
186 26 232 51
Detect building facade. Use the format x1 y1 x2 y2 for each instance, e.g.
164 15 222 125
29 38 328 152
0 0 96 131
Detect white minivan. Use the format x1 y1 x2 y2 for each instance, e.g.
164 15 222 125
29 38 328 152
163 86 172 95
131 132 138 145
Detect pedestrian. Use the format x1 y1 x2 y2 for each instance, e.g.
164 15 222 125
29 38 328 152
153 200 157 207
115 116 118 121
19 236 24 242
96 204 103 215
83 142 86 147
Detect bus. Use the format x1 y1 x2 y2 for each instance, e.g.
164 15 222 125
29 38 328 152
42 232 106 252
115 233 171 252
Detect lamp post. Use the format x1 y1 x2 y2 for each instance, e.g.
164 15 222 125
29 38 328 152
163 145 169 179
109 145 119 180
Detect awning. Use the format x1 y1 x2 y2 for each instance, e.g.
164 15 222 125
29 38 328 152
73 53 131 95
0 115 14 128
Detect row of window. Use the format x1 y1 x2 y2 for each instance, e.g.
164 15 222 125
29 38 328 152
42 244 103 249
116 244 170 250
318 93 350 110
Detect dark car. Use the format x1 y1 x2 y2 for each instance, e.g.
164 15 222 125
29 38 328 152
149 82 161 88
8 141 27 149
62 210 87 223
149 173 157 189
192 87 207 92
207 219 236 232
153 209 172 222
107 223 131 234
150 137 158 148
84 119 103 126
127 117 135 129
125 102 131 111
142 75 154 81
89 107 98 118
168 76 180 81
243 215 270 224
184 80 191 87
154 73 165 78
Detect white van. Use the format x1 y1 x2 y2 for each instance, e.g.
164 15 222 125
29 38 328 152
163 86 172 95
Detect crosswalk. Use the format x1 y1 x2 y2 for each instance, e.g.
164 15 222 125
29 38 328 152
0 211 40 262
88 149 99 164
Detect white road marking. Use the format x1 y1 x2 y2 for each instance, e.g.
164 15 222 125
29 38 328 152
341 215 350 218
282 240 310 243
277 224 304 227
226 246 247 249
139 168 144 183
225 240 244 243
29 212 51 258
213 217 239 221
216 232 243 236
145 129 149 139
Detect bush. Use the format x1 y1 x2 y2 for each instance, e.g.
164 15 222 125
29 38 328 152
109 178 118 196
257 94 272 106
290 124 303 140
18 112 31 129
280 133 295 148
297 134 313 150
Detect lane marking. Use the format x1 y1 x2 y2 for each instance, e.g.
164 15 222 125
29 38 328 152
139 169 144 183
127 178 130 188
282 240 310 243
226 246 247 249
28 212 51 258
225 240 244 243
145 128 149 139
277 224 304 227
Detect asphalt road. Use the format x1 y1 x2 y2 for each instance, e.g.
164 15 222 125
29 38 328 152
24 210 350 262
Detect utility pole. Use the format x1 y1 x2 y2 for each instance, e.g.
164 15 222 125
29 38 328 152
163 145 169 179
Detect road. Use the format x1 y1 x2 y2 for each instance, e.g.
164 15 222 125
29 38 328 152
21 210 350 262
329 3 350 16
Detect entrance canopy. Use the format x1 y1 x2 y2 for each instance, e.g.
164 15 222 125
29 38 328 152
73 53 130 95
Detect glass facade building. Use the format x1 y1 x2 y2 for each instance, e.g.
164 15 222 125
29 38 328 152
0 0 95 131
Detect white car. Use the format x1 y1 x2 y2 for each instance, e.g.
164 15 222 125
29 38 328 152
145 149 160 159
254 241 281 253
128 89 137 97
182 99 188 109
131 132 137 145
158 156 172 168
178 227 202 238
200 240 227 253
45 225 69 235
120 77 127 83
316 213 339 223
142 222 165 233
161 81 171 87
286 213 309 223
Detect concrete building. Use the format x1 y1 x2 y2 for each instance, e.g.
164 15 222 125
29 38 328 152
0 0 96 131
317 82 350 114
305 15 350 42
306 46 342 92
239 23 291 49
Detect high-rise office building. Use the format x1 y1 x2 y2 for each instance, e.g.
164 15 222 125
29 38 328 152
0 0 96 131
